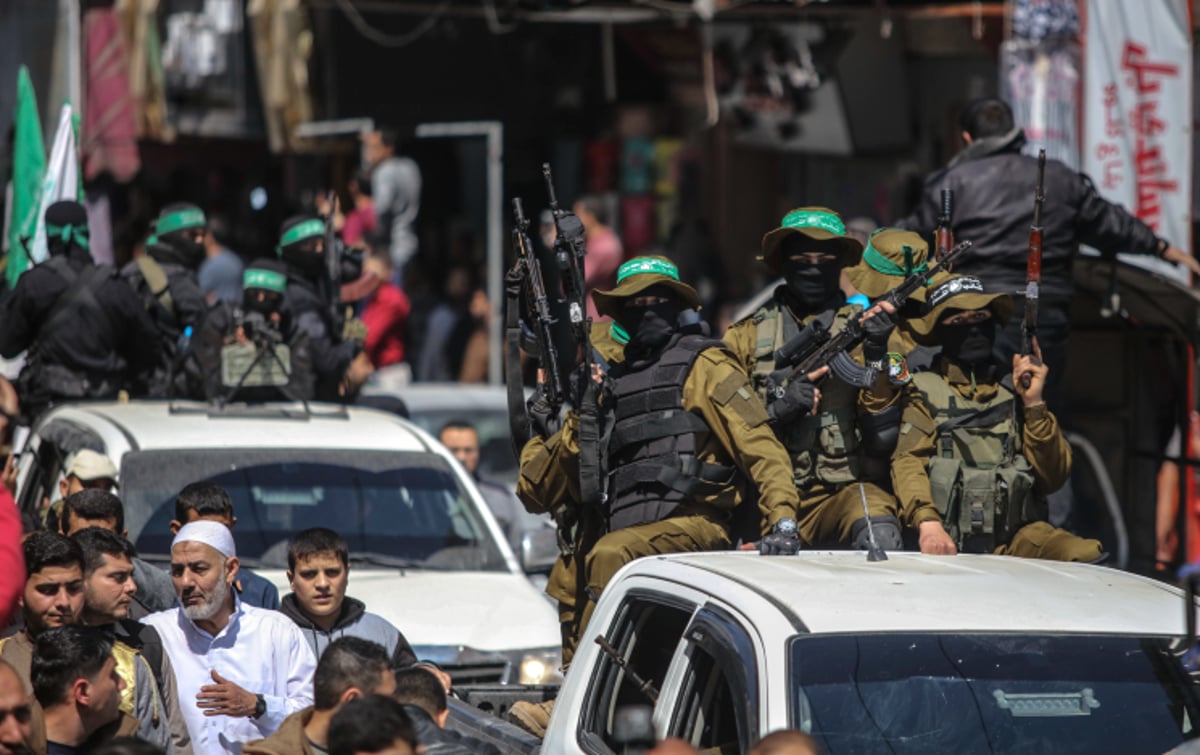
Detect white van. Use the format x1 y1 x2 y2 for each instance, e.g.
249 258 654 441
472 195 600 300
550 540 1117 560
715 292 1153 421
13 400 562 685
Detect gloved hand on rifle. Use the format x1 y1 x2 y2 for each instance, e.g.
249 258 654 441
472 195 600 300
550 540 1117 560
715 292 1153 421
527 384 559 439
760 518 801 556
860 301 897 368
767 376 821 425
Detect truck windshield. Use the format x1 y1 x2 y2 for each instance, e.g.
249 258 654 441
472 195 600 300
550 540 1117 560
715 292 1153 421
789 633 1200 754
120 448 508 572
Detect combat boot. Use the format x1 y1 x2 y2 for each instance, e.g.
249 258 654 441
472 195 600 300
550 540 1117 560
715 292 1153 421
507 698 555 737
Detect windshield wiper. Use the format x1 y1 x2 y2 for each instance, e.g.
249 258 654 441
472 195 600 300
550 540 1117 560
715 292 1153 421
348 553 431 570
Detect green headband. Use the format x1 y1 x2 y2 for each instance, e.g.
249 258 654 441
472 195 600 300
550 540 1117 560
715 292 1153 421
155 208 206 237
862 242 928 278
610 322 630 345
44 223 90 251
278 219 326 250
243 268 287 295
779 209 846 237
616 257 679 284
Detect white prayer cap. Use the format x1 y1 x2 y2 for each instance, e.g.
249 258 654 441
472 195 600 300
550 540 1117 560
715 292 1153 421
172 520 236 559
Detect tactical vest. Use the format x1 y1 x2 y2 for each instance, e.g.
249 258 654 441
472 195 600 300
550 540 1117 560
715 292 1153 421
749 299 871 489
605 335 737 531
911 371 1046 553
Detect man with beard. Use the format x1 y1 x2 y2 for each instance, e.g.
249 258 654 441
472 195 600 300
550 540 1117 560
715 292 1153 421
72 527 190 753
0 534 86 753
890 274 1103 560
33 626 135 753
0 660 32 755
276 217 373 402
122 204 211 398
510 256 801 736
724 208 956 555
143 521 316 755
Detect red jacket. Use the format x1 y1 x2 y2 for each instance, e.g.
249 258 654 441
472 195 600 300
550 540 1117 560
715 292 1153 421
362 283 411 368
0 486 24 628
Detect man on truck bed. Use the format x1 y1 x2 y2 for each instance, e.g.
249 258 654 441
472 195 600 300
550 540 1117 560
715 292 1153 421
511 256 802 736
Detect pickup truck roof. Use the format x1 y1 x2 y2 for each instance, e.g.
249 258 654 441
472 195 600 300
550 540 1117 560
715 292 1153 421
38 400 430 455
622 551 1185 635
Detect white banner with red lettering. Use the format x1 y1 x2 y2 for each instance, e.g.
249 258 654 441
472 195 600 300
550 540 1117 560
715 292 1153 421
1082 0 1192 281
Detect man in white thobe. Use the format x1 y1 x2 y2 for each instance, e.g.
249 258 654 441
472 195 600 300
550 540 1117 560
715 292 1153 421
144 521 316 755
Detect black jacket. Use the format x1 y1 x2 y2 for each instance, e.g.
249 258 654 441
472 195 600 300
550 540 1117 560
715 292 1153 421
0 249 161 406
282 268 357 401
401 704 502 755
120 242 208 341
897 129 1163 299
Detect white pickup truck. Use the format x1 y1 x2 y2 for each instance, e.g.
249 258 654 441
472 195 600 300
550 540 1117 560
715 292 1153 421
452 550 1200 754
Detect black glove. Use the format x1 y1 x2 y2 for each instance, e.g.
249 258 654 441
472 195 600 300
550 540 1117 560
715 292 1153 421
527 389 559 438
760 518 801 556
339 245 364 281
767 377 818 425
861 309 896 366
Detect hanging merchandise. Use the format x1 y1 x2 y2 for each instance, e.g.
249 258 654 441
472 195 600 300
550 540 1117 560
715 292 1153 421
83 5 141 182
1081 0 1192 282
585 139 620 194
620 195 656 255
1000 0 1080 169
620 137 656 196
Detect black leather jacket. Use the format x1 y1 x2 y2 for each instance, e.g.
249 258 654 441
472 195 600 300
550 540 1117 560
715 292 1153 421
897 129 1163 300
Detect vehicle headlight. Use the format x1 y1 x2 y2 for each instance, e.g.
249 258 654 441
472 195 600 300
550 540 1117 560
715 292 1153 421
517 649 564 685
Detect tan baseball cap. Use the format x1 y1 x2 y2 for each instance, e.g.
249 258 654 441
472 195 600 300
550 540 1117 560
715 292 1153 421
65 449 118 484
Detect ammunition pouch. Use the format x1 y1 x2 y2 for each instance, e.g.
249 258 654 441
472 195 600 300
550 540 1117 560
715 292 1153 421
929 456 1041 553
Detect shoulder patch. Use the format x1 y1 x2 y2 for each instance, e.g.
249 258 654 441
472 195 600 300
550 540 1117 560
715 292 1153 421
888 352 911 385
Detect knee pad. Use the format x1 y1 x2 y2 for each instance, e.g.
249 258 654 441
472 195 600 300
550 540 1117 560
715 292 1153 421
850 515 903 551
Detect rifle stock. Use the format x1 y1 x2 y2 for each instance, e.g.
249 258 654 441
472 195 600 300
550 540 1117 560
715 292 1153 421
1021 150 1046 389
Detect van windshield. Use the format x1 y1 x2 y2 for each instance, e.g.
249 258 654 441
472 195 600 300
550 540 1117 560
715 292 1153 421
120 448 508 572
789 632 1200 754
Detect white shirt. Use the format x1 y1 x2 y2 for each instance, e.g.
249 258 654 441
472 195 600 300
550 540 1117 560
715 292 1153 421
144 597 317 755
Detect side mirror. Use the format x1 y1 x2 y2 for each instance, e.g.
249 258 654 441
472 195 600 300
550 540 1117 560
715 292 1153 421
520 527 558 575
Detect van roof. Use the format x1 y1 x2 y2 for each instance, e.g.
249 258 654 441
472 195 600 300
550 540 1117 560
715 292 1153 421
636 551 1187 636
38 401 431 455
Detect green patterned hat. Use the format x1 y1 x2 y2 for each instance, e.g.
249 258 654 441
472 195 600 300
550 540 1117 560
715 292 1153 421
591 256 701 319
759 206 863 274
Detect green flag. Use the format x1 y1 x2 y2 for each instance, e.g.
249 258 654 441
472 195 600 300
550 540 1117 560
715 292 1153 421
6 66 46 288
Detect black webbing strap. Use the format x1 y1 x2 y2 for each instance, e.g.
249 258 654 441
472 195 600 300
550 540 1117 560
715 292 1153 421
504 269 532 452
609 410 709 451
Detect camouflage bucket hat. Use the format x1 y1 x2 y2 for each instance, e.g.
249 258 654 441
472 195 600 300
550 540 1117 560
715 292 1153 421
911 272 1014 344
759 207 864 274
592 256 701 320
844 228 931 300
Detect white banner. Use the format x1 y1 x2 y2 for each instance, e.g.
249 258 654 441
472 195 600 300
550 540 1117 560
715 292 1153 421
29 103 81 265
1082 0 1192 281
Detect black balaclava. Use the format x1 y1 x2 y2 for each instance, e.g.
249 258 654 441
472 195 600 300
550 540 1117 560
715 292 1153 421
242 258 290 318
44 201 90 259
780 236 841 311
615 284 681 361
152 203 207 269
937 313 997 367
277 215 326 282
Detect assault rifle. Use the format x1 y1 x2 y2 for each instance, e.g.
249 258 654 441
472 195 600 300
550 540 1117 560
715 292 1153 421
935 189 954 265
512 197 564 410
543 163 605 510
1020 150 1046 389
542 163 592 403
767 239 973 397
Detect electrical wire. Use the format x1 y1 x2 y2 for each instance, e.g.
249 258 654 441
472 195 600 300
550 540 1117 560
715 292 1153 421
331 0 452 48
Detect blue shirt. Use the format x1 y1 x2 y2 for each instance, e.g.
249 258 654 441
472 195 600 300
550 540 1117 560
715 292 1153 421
198 248 244 305
237 568 280 610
